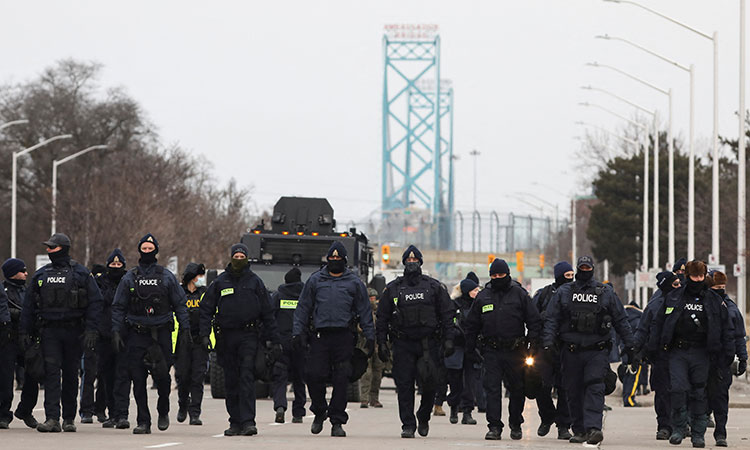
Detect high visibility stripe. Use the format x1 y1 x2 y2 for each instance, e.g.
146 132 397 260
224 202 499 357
627 365 642 406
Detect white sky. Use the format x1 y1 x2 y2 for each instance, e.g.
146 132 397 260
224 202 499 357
1 0 746 224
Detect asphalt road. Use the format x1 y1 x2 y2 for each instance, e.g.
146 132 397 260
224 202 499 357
3 378 750 449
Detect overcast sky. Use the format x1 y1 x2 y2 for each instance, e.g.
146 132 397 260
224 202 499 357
1 1 746 224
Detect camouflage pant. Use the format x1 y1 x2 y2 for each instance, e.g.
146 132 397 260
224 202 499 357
359 353 385 403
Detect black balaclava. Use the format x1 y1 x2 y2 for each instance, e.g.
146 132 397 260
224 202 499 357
326 241 347 275
402 245 423 284
576 270 594 283
138 233 159 265
49 245 71 266
713 288 726 296
489 259 511 292
106 248 127 282
553 261 574 286
656 271 678 295
686 278 705 296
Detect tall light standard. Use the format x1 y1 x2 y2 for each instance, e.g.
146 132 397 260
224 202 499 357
585 63 674 267
51 144 109 235
604 0 721 265
596 34 695 260
581 86 661 269
470 149 480 254
738 0 747 315
12 134 73 257
0 119 29 132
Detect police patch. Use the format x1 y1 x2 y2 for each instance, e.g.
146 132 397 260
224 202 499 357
220 288 234 296
280 299 298 309
665 307 674 315
482 304 494 313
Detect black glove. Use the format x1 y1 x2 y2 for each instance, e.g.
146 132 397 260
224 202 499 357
83 330 98 351
292 334 307 352
201 335 212 352
19 333 31 351
112 331 125 353
378 343 390 363
444 339 455 357
365 338 375 357
271 343 283 360
737 359 747 376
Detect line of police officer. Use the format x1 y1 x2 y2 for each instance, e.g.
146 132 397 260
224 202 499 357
0 233 745 447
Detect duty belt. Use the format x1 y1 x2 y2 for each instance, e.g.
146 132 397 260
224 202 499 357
564 340 612 353
127 321 173 334
484 336 526 351
39 317 84 328
667 339 707 351
215 321 257 334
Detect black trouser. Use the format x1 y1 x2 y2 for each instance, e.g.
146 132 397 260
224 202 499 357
561 347 608 434
446 355 478 413
482 346 525 431
79 346 98 416
707 365 732 439
111 329 132 421
217 328 258 427
535 350 570 428
1 340 39 423
392 336 441 430
306 329 354 426
650 354 672 433
41 326 84 421
175 332 208 417
669 347 709 440
126 327 173 426
90 338 116 418
272 340 306 418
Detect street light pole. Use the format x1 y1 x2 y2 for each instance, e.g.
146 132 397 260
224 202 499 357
0 119 29 132
51 144 108 235
738 0 747 315
12 134 72 258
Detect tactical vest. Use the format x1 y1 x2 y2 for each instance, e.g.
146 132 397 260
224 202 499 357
213 276 262 327
394 278 438 331
185 287 205 332
128 265 169 316
675 297 708 343
37 262 88 312
565 283 611 335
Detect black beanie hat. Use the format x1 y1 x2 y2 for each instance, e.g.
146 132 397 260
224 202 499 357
460 278 479 295
672 257 687 273
2 258 25 279
138 233 159 253
231 243 249 258
402 245 423 265
656 271 678 292
466 271 479 285
554 261 574 279
182 262 206 285
285 267 302 284
107 248 127 268
489 258 510 276
327 241 348 260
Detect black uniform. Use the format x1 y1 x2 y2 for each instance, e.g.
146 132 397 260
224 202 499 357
445 292 480 417
621 303 644 407
376 259 454 433
654 278 733 444
464 278 542 435
0 285 13 426
175 283 208 421
1 276 39 427
543 271 633 437
531 280 571 433
112 258 189 429
20 252 103 427
271 280 307 419
199 262 280 431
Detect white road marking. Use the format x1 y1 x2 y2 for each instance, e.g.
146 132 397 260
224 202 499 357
211 434 224 438
144 443 182 448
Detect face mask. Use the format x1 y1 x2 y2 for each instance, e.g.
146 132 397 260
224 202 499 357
714 288 726 296
327 259 346 274
404 262 422 277
555 275 573 286
677 273 686 284
230 257 249 273
48 246 70 265
8 278 25 287
576 270 594 283
139 250 157 265
107 267 126 282
659 283 675 295
194 276 206 288
490 276 511 292
686 278 704 296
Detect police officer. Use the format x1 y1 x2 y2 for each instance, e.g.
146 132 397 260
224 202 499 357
175 262 207 426
375 245 454 439
271 267 307 423
0 258 39 429
19 233 103 432
673 258 687 283
95 250 130 430
705 270 746 447
199 243 281 437
531 261 573 440
621 300 644 407
0 267 12 429
543 256 634 445
463 258 541 440
445 278 480 425
112 233 190 434
293 241 374 438
653 260 733 448
634 270 679 440
359 288 385 409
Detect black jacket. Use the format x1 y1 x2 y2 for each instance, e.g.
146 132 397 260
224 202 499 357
271 281 304 342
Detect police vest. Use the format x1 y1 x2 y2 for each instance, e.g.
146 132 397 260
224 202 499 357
565 283 611 336
393 278 438 331
213 275 262 327
674 297 708 343
185 287 205 332
128 266 169 316
478 288 527 339
37 262 88 313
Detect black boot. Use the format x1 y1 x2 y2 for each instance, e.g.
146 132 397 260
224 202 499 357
510 425 522 440
37 419 61 433
275 407 285 424
401 427 415 438
62 420 76 432
417 420 429 437
189 415 202 426
80 413 93 424
586 428 604 445
485 427 501 440
176 407 187 423
537 422 551 437
656 428 671 440
449 406 458 424
570 431 588 443
557 427 572 440
311 416 324 435
331 423 346 437
241 423 258 436
115 418 130 429
14 411 38 429
157 414 169 431
133 424 151 434
461 412 477 425
224 425 241 436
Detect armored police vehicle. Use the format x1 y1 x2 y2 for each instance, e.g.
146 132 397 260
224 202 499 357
209 196 374 399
